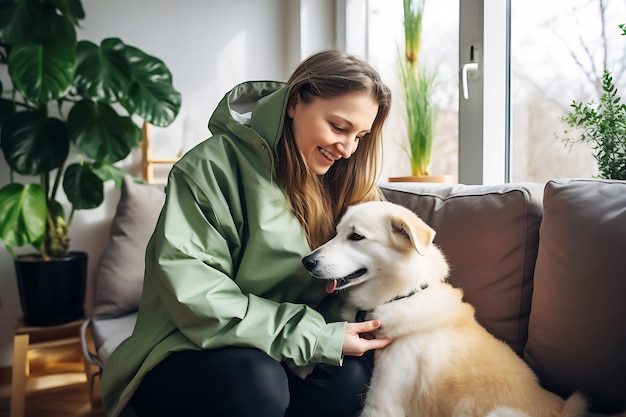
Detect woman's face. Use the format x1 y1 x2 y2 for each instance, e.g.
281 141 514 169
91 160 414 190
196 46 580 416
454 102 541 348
287 91 379 175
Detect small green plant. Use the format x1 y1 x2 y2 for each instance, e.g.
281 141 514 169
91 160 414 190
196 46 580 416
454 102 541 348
401 0 436 176
400 59 436 176
0 0 181 259
560 73 626 180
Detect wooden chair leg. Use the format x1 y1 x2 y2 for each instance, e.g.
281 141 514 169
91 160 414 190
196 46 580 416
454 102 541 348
10 333 30 417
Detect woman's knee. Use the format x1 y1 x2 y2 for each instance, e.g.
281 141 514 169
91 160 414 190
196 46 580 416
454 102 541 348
225 349 290 416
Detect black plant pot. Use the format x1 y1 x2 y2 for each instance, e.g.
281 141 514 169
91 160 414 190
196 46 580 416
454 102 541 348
15 251 88 327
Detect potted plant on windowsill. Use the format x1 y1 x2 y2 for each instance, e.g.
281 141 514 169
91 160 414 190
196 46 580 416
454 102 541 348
559 24 626 181
389 0 452 184
0 0 181 326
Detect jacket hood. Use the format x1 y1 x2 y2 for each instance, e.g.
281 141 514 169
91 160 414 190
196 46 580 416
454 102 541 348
208 80 291 152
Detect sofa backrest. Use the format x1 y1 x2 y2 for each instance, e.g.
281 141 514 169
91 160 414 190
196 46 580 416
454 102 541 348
379 182 544 356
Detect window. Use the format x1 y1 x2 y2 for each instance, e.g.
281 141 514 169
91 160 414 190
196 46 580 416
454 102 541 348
510 0 626 183
369 0 626 184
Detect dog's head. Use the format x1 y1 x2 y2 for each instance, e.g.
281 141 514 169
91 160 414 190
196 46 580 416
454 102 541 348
302 201 449 310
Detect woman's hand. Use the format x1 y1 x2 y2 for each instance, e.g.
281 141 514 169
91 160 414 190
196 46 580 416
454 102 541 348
342 320 393 357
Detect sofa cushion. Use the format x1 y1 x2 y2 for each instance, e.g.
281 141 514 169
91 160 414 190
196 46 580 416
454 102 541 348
92 313 138 365
524 179 626 414
93 177 165 318
379 182 544 356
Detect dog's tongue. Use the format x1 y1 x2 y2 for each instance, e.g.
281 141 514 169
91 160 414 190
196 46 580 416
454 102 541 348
325 279 338 294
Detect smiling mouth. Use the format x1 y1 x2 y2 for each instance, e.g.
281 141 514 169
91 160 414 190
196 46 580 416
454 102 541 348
319 147 339 161
325 268 367 293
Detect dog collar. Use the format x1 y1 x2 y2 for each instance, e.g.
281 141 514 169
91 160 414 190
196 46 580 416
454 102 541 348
355 283 429 322
386 283 429 304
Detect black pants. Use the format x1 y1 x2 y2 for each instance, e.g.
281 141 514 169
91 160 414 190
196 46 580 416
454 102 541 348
131 347 374 417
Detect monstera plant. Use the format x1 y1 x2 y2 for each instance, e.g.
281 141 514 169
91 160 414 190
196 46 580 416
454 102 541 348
0 0 181 260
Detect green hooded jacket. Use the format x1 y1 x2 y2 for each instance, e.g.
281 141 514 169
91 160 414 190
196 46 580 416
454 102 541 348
100 81 347 416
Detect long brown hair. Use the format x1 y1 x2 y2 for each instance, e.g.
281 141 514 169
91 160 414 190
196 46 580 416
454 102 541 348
276 49 392 249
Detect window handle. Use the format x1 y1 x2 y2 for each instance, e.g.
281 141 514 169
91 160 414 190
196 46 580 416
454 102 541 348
461 62 479 99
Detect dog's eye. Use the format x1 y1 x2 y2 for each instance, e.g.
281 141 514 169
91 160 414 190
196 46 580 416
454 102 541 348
348 233 365 241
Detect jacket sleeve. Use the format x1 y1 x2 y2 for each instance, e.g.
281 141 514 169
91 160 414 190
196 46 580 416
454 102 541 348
146 167 345 367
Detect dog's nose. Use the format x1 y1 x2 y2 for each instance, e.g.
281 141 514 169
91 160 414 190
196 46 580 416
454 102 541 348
302 254 318 272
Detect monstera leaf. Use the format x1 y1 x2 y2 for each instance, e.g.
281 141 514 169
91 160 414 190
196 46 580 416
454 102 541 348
0 183 47 250
63 163 104 209
74 38 133 102
5 1 77 105
0 111 69 176
122 45 182 127
67 99 141 163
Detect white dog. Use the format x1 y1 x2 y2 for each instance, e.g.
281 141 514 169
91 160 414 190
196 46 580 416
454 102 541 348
302 201 586 417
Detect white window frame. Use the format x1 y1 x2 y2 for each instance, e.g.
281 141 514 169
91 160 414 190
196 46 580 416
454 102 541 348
458 0 511 184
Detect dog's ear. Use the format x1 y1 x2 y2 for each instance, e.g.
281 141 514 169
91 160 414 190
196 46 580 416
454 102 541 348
390 214 436 256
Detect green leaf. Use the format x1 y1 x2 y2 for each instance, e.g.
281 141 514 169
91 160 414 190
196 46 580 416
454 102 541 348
0 183 47 249
0 111 69 175
75 38 133 102
63 163 104 209
9 40 76 105
0 0 75 46
400 59 436 176
92 163 130 187
122 45 181 127
2 0 77 105
67 99 142 163
403 0 424 65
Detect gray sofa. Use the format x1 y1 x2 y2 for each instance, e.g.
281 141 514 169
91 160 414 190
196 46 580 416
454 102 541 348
81 177 626 415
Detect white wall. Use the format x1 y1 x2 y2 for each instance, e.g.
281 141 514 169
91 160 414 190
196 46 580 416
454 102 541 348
0 0 342 367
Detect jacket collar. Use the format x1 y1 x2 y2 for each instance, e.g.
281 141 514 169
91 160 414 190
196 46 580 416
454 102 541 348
208 80 291 153
251 82 292 152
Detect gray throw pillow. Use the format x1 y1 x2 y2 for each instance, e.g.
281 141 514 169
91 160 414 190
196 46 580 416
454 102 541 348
93 176 165 318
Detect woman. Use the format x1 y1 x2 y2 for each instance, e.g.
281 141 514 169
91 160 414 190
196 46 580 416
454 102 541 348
100 49 393 417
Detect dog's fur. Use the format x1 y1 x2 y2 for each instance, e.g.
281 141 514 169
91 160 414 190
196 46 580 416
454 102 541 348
302 201 586 417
